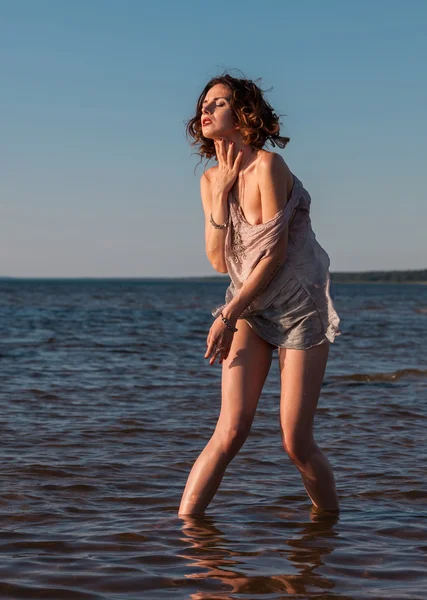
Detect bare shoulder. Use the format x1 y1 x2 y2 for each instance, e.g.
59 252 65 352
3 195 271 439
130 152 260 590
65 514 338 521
257 150 291 177
256 150 295 220
257 150 293 195
200 164 218 184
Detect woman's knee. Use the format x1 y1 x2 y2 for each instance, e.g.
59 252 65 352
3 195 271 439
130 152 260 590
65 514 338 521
215 418 252 456
281 427 317 466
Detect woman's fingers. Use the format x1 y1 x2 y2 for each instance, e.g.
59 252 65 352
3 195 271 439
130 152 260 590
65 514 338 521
205 337 219 361
205 337 220 364
227 140 234 167
215 138 225 163
216 138 236 165
204 338 212 359
233 148 243 171
205 339 231 365
206 343 217 364
213 139 220 162
205 318 235 365
214 139 242 173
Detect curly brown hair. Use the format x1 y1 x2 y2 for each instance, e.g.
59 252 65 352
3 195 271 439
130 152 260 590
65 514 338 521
185 70 290 168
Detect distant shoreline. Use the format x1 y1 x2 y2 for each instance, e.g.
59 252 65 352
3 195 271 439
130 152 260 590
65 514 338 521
1 272 427 284
333 280 427 285
1 277 426 284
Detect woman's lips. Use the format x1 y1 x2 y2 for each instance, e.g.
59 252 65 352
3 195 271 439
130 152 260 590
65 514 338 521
202 120 212 126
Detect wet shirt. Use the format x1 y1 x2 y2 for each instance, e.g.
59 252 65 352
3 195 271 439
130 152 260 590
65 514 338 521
211 173 342 346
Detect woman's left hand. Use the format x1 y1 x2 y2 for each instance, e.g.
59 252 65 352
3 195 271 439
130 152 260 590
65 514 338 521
205 316 236 365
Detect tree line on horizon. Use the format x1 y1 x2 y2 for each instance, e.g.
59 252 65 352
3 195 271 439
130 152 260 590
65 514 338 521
1 269 426 283
330 269 427 283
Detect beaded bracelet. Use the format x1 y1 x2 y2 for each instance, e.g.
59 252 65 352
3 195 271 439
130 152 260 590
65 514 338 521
220 312 238 332
210 212 229 229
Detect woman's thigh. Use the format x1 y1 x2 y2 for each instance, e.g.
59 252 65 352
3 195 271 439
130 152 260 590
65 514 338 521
216 319 275 432
278 342 330 444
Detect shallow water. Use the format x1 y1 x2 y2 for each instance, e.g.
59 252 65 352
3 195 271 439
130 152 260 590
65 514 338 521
1 279 426 599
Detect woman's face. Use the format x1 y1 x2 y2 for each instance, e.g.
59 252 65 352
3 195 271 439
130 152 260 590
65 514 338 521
200 83 237 139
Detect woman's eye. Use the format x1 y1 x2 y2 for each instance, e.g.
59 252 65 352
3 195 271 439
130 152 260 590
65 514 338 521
202 102 225 110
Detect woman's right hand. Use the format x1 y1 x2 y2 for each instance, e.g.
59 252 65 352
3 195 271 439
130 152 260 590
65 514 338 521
212 138 244 195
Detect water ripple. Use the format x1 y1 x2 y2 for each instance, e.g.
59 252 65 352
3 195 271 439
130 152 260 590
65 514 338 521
0 280 426 598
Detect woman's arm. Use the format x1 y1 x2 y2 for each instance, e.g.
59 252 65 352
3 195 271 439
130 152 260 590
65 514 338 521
223 246 287 321
221 153 291 322
200 169 228 273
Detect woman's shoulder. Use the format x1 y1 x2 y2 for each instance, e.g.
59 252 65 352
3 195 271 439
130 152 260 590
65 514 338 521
201 164 218 184
256 150 294 190
257 149 290 172
200 150 292 181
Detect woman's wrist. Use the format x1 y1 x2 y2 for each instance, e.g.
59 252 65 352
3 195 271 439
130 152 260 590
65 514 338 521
211 187 229 203
221 303 240 326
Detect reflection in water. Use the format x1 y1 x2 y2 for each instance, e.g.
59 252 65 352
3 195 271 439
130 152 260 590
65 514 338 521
178 508 342 599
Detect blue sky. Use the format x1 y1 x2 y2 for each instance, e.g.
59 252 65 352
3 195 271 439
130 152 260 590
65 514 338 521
1 0 426 277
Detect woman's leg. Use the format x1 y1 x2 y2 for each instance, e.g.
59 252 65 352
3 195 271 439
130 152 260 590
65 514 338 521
278 341 339 511
178 320 274 516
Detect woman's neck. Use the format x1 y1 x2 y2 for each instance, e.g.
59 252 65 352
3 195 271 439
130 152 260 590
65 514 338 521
218 136 259 171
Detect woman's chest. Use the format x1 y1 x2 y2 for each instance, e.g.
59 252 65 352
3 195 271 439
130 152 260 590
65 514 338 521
231 169 295 227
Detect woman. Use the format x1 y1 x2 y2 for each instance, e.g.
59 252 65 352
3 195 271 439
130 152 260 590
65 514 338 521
179 73 342 516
